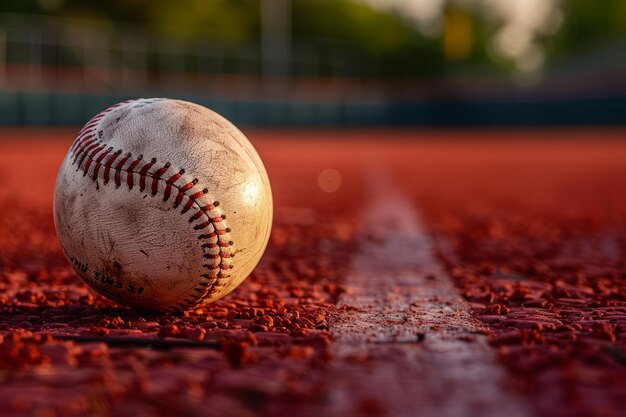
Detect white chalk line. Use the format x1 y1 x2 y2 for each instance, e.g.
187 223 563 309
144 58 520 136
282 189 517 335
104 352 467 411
325 168 532 417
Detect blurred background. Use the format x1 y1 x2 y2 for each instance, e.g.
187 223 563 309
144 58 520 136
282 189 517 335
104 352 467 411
0 0 624 126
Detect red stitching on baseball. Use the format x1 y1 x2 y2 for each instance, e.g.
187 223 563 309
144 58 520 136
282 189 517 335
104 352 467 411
173 191 184 208
164 171 182 202
194 221 212 231
92 148 112 179
70 100 131 154
181 180 198 191
189 210 204 222
69 100 233 310
181 198 195 215
77 141 101 168
138 159 154 192
114 154 130 187
151 163 170 196
126 157 141 189
83 145 106 175
102 151 121 184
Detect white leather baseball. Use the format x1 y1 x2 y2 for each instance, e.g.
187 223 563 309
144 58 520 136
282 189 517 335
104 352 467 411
53 98 273 311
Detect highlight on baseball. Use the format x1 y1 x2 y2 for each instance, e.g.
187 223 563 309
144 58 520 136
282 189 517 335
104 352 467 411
53 98 273 311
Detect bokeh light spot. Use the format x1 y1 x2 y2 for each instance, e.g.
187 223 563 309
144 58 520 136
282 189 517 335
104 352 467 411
317 168 342 193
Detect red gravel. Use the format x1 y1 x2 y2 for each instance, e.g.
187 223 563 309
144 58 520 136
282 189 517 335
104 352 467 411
1 129 626 417
0 132 362 417
387 134 626 417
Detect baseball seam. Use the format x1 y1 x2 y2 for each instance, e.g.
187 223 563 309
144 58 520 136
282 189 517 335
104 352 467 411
68 100 234 312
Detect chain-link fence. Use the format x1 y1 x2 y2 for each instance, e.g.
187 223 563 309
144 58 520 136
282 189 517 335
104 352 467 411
0 12 365 94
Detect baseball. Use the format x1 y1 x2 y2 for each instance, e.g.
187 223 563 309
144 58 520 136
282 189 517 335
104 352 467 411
53 98 273 311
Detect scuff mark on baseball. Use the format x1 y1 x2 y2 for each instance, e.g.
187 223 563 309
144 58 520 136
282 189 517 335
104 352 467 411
53 98 273 311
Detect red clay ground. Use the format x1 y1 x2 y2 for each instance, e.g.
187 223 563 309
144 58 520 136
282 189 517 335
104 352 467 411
0 128 625 417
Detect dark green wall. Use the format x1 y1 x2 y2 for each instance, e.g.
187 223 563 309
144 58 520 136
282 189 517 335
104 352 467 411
0 91 624 126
